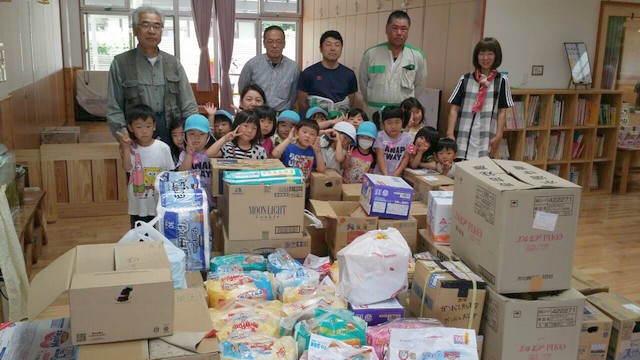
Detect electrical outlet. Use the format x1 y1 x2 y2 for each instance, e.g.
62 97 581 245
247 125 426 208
520 73 527 86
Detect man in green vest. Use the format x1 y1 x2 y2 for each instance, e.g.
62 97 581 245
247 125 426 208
107 5 198 145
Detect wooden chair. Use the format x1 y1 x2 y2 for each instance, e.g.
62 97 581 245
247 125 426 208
190 83 219 115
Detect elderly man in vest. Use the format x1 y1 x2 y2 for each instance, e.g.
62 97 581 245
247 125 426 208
107 5 197 145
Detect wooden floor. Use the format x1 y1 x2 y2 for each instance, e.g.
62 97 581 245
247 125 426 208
31 188 640 303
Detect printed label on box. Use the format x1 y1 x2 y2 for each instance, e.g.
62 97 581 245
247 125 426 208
533 195 574 216
428 274 446 288
474 185 496 225
536 306 578 328
532 211 558 231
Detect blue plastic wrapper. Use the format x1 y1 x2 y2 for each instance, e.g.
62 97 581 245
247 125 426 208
160 208 208 271
156 170 201 193
267 248 302 274
210 254 267 272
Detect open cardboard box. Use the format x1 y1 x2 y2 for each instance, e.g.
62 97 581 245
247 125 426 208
29 242 174 345
210 158 284 197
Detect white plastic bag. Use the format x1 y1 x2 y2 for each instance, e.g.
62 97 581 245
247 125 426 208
337 228 411 306
388 327 478 360
119 215 188 289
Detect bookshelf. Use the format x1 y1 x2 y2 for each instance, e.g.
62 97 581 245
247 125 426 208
504 89 621 193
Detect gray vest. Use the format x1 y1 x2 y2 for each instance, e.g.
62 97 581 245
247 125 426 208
114 49 183 130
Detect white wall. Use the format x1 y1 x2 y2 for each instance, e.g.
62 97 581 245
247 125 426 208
61 0 83 68
484 0 600 89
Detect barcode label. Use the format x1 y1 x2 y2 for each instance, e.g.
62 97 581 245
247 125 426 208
76 333 87 343
275 226 301 234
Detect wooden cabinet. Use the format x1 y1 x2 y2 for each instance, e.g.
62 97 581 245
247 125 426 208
503 89 622 193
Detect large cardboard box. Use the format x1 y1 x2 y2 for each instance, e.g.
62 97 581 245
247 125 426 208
417 229 457 261
410 260 486 332
223 225 311 259
341 183 362 201
451 158 581 293
482 287 585 360
309 200 378 258
360 174 413 219
572 269 610 296
310 169 343 201
224 181 305 241
427 190 453 244
414 174 454 203
40 126 80 144
378 217 418 253
29 242 174 345
578 303 613 360
210 158 284 197
587 292 640 360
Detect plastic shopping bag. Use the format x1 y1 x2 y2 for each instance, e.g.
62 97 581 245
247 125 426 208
118 215 187 289
337 228 411 306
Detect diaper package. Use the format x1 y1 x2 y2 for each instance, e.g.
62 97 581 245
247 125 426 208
220 333 297 360
210 254 267 272
294 308 367 354
388 327 478 360
366 318 444 359
156 170 211 271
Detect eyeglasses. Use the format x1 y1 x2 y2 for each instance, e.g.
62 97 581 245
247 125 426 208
138 22 163 31
265 39 284 47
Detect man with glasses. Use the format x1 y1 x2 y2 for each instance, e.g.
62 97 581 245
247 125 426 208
238 25 300 112
107 5 197 145
359 10 427 118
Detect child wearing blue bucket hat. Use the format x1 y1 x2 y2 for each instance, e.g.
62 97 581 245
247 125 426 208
272 110 300 147
341 121 378 184
178 114 215 207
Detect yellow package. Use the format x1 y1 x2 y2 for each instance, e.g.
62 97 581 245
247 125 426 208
205 274 261 308
220 333 297 360
213 307 281 341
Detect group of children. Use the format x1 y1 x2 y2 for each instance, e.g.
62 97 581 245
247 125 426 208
118 84 458 227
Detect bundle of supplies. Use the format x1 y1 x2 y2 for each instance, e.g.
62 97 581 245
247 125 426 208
210 300 282 341
205 271 276 308
268 248 302 274
337 228 412 305
222 167 304 185
275 267 320 300
301 334 379 360
294 308 367 354
156 170 211 271
366 318 444 359
219 332 297 360
210 253 267 272
388 327 478 360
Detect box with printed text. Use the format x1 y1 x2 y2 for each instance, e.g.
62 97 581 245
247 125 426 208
360 174 413 219
451 158 581 294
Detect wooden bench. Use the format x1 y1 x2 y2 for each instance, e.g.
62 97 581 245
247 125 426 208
13 188 47 278
615 146 640 194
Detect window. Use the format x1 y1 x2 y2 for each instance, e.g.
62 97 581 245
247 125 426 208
81 0 300 88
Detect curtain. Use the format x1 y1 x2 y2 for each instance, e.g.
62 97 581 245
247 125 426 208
191 0 213 91
602 16 625 90
214 0 235 110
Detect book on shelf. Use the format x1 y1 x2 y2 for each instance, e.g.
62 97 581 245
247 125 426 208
595 134 605 158
505 101 525 129
527 96 540 126
590 167 599 190
498 138 510 160
552 99 564 126
524 132 538 161
548 131 566 161
576 98 596 125
569 165 580 185
547 165 560 176
572 132 585 159
599 104 612 125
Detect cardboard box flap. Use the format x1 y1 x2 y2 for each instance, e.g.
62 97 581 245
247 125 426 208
28 248 77 319
309 199 338 218
457 158 534 191
330 201 365 217
70 269 172 290
115 242 171 271
76 340 149 360
416 174 455 187
76 244 115 273
587 293 640 327
504 288 585 303
494 159 580 188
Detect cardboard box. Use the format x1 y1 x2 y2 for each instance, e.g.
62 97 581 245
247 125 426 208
309 200 378 258
427 191 453 244
40 126 80 144
417 229 457 261
587 292 640 360
410 201 427 230
223 225 311 259
0 317 76 359
77 288 219 360
403 168 439 188
572 269 610 296
210 158 284 197
450 158 581 294
410 260 486 332
210 209 223 253
482 287 585 360
349 297 405 326
341 183 362 201
578 303 613 360
414 174 454 203
29 242 174 346
224 181 305 241
310 169 342 201
305 215 328 257
360 174 413 219
378 217 418 253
